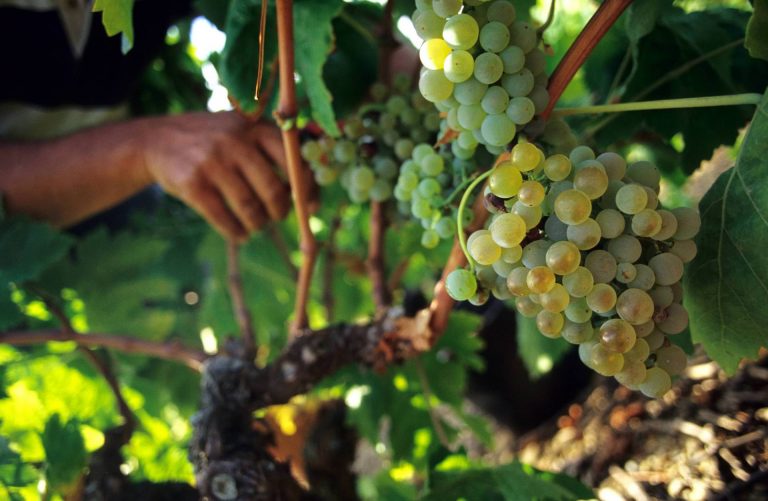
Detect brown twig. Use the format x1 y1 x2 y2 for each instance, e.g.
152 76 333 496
227 242 256 359
541 0 633 119
0 329 207 371
275 0 318 334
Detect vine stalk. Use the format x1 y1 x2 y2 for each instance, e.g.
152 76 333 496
555 93 762 116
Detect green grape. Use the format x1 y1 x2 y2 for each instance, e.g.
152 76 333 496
314 166 338 186
540 283 570 313
589 344 624 376
562 320 594 344
301 141 323 162
394 184 411 202
506 96 536 125
527 266 556 294
334 140 356 163
492 259 515 277
615 262 637 284
499 45 525 74
639 367 672 398
599 318 636 353
544 214 568 242
350 166 375 191
584 250 617 284
349 188 371 203
645 329 665 351
507 266 530 296
511 142 542 172
467 228 489 249
413 9 446 40
615 361 647 388
512 201 542 230
635 320 655 338
419 69 454 102
432 0 462 18
536 310 565 338
458 130 479 149
543 154 572 181
566 218 601 250
509 21 537 53
370 180 392 202
374 157 398 179
554 189 592 225
501 68 534 97
474 52 504 84
493 277 513 300
624 338 650 363
443 50 475 82
446 268 478 301
443 14 480 50
615 184 648 215
653 209 679 241
545 240 581 275
487 0 516 25
631 209 662 237
655 345 687 376
669 240 697 263
399 171 419 191
671 207 701 240
458 104 487 130
411 197 432 219
627 161 661 191
515 295 541 317
479 21 510 53
481 113 516 147
595 209 625 239
657 303 689 335
394 138 415 160
412 143 435 163
649 286 674 309
419 38 452 70
387 95 408 114
435 217 455 239
454 78 488 105
521 239 551 268
578 340 598 368
628 264 656 291
421 229 440 248
418 178 441 198
528 86 550 114
573 163 608 199
415 0 433 11
596 152 626 181
421 154 445 176
469 232 502 265
648 252 684 286
502 245 523 263
524 48 547 75
606 234 642 264
446 107 461 130
423 112 442 131
517 180 545 207
481 86 510 114
565 296 593 323
586 283 617 314
563 267 594 298
569 145 595 165
616 288 655 328
489 212 527 247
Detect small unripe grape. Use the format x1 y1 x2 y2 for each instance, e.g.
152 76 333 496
446 268 478 301
536 310 565 338
615 262 637 284
527 266 556 294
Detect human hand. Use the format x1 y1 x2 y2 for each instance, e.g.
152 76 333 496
140 112 292 242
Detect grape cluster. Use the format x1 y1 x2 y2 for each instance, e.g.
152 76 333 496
446 142 701 398
300 75 442 203
411 0 550 156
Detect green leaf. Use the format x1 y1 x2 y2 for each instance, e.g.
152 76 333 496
294 0 343 136
685 90 768 374
0 219 73 285
0 435 37 489
0 291 23 331
516 313 572 379
746 0 768 61
41 414 87 490
92 0 135 53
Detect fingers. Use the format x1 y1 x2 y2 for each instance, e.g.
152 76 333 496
185 180 248 243
245 123 288 173
207 163 268 233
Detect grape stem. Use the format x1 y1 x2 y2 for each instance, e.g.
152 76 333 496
553 93 763 117
457 169 493 272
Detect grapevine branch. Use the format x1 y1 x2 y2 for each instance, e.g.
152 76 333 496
227 241 256 359
275 0 318 334
555 93 763 116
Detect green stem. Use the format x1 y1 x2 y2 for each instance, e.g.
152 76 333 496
457 169 493 272
554 93 762 117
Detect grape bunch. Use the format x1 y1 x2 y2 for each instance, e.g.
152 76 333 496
446 142 701 398
411 0 550 156
300 75 442 204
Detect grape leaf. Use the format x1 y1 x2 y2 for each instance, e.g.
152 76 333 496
0 436 37 489
516 313 572 379
746 0 768 61
92 0 135 53
294 0 343 137
41 414 87 490
685 90 768 374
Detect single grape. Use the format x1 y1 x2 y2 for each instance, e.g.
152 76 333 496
487 0 516 25
616 288 655 325
595 209 625 239
432 0 462 18
543 154 572 181
512 201 542 230
509 21 537 53
569 145 595 165
446 268 478 301
615 262 637 284
596 152 626 181
521 239 551 268
301 141 323 162
573 163 609 200
656 303 689 335
540 283 570 313
639 367 672 398
649 286 674 309
653 209 679 241
419 69 454 102
627 161 661 191
419 38 452 70
544 215 568 242
563 267 594 298
515 295 542 317
501 69 534 97
628 264 656 291
506 96 536 125
528 86 550 114
606 234 642 264
421 229 440 248
489 161 523 198
648 252 684 286
457 103 487 130
536 310 565 338
499 45 525 73
616 361 647 388
566 218 602 250
479 21 510 53
584 249 617 284
631 209 663 237
590 344 625 376
615 184 648 215
413 9 447 40
655 345 687 376
370 180 392 202
481 113 516 147
562 320 594 344
489 212 527 247
554 189 592 225
481 85 510 114
527 266 556 294
671 207 701 240
586 283 617 314
545 240 581 275
565 296 593 323
474 52 504 85
524 48 547 75
669 240 697 263
492 259 515 277
443 50 475 83
644 329 665 351
502 245 523 264
507 266 531 296
517 180 545 207
454 78 488 105
599 318 637 353
579 341 598 368
635 319 654 339
469 232 502 265
511 142 542 172
624 338 650 363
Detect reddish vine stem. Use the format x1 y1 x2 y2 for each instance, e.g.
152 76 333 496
0 329 207 370
541 0 633 120
227 241 256 359
275 0 318 334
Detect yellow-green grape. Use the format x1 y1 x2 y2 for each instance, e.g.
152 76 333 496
502 245 523 264
615 361 647 389
467 229 489 249
579 340 598 368
616 288 655 325
563 267 594 298
596 151 626 181
589 344 625 376
554 189 592 225
412 9 446 40
671 207 701 240
442 14 479 50
543 154 572 181
569 145 595 165
521 239 551 268
419 38 452 70
615 262 636 284
469 232 502 266
648 252 684 286
606 234 642 263
627 160 661 191
565 296 593 323
487 0 517 25
657 303 689 335
645 329 665 351
536 310 565 338
539 283 570 313
595 209 625 239
506 266 530 296
527 266 556 294
643 186 659 210
515 295 542 317
634 320 655 338
639 367 672 398
631 209 662 237
586 283 617 314
628 264 656 291
489 162 523 198
625 338 650 364
443 50 475 83
489 213 527 248
562 320 594 344
669 239 698 263
545 240 581 276
511 142 542 172
615 184 648 215
492 259 515 278
512 201 542 230
566 218 602 250
599 318 637 353
655 345 687 376
517 180 545 207
445 268 478 301
584 249 617 284
573 162 609 199
419 69 454 102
